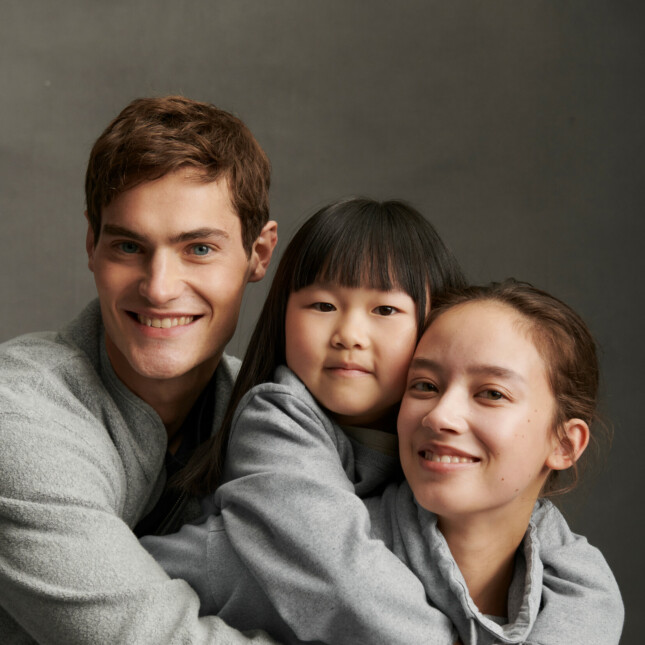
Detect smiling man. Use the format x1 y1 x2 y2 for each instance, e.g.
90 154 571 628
0 96 278 644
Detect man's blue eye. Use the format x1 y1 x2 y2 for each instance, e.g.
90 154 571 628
192 245 211 256
119 242 139 254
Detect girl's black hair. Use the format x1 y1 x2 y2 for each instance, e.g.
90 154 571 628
177 197 466 495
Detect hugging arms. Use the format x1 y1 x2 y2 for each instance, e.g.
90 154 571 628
144 203 623 645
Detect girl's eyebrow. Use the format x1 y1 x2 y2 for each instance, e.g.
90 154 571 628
409 357 525 383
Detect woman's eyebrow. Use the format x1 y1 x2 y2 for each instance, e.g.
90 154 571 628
409 357 441 372
467 364 525 383
409 357 524 383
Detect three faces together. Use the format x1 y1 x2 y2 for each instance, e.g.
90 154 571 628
3 95 623 644
92 125 581 532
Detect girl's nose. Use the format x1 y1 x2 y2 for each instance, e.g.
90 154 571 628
331 313 369 349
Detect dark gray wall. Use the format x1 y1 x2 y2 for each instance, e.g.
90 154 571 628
1 1 642 641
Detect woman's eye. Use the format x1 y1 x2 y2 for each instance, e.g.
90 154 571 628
411 381 438 393
374 305 396 316
478 389 504 401
312 302 336 312
191 244 211 256
118 241 140 254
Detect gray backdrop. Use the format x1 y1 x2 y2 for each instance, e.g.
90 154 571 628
1 1 642 642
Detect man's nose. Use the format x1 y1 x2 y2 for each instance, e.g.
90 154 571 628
138 252 183 305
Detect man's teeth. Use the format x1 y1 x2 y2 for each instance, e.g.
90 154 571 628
137 315 194 328
423 451 476 464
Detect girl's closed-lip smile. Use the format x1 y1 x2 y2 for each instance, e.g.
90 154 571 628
324 361 372 376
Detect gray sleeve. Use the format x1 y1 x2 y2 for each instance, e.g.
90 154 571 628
526 502 624 645
0 410 278 645
143 513 299 641
215 386 457 645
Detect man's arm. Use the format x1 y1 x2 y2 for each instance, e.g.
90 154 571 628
0 409 278 645
214 381 457 645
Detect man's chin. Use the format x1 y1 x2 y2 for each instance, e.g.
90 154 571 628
128 355 199 382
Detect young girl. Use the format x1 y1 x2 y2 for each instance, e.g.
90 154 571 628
142 200 622 644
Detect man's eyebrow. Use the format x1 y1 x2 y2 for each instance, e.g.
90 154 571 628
101 224 146 242
101 225 230 244
171 228 230 244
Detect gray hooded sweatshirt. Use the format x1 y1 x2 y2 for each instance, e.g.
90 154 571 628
0 301 278 645
143 366 624 645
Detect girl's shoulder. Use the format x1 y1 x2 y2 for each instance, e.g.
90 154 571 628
243 365 316 405
226 366 357 469
233 365 335 432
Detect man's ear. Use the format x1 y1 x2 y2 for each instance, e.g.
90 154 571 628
248 220 278 283
85 211 96 273
546 419 590 471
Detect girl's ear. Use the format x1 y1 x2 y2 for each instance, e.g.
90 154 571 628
546 419 590 471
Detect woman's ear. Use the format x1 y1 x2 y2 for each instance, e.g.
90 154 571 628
546 419 590 470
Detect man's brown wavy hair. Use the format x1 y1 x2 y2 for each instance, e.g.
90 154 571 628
85 96 270 255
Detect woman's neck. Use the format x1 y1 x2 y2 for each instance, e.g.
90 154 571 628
438 509 531 617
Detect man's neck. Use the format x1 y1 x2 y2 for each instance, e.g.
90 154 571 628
134 371 213 438
438 507 531 617
105 334 219 437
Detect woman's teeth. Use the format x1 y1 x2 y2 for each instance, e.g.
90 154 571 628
423 451 476 464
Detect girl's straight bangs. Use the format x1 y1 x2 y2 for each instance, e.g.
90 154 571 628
288 202 427 299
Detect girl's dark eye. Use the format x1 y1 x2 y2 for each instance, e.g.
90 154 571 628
313 302 336 312
374 306 396 316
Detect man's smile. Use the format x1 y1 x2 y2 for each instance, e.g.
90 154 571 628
133 313 198 328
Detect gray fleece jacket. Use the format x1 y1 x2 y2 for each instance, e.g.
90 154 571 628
143 366 624 645
0 300 278 645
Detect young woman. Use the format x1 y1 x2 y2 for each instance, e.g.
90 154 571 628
367 280 624 643
142 200 622 645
